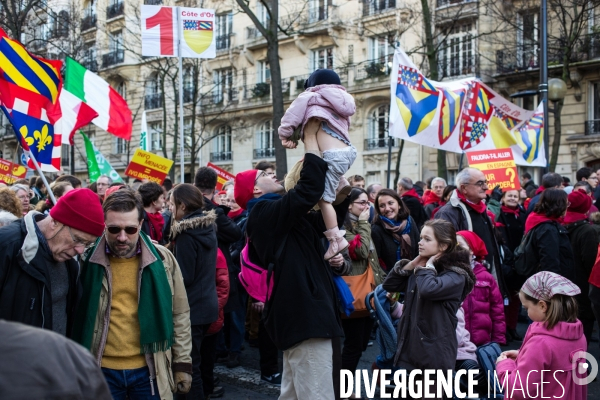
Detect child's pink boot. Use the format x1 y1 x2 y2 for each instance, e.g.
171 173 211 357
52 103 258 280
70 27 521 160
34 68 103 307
333 176 352 205
324 227 349 260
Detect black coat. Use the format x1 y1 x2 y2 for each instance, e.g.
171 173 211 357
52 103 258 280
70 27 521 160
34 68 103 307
382 250 474 371
246 153 346 350
526 221 575 280
171 209 218 326
371 217 420 272
0 215 81 336
401 195 427 230
565 219 599 321
203 198 243 312
496 207 527 252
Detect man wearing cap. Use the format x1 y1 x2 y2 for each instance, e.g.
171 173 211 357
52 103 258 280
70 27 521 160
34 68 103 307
234 128 347 399
0 188 104 336
71 189 192 399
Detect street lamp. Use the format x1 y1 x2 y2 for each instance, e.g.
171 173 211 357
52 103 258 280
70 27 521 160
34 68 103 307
547 78 567 173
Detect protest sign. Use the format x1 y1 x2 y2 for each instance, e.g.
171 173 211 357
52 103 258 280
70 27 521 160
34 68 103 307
125 148 173 184
467 148 518 192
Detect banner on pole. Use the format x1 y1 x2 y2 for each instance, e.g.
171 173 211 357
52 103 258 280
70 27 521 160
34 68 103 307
141 5 216 59
0 158 27 184
389 48 546 167
80 132 123 183
466 148 519 192
207 162 235 190
125 148 173 184
140 111 149 151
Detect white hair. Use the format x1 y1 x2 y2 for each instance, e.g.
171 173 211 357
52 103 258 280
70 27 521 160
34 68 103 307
455 168 479 186
9 184 29 194
398 177 413 190
0 210 18 227
431 177 447 186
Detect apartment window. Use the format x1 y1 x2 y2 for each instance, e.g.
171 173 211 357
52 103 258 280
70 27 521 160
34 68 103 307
309 0 330 22
258 61 270 83
254 120 274 158
312 47 333 71
54 10 69 38
517 12 538 69
114 137 126 154
439 23 475 78
183 117 193 147
213 68 233 103
211 125 232 162
149 122 163 151
215 13 233 50
116 81 126 100
145 74 162 109
82 1 97 30
61 144 70 167
363 0 396 17
366 105 390 149
109 30 123 52
257 1 270 26
183 67 194 102
83 44 97 72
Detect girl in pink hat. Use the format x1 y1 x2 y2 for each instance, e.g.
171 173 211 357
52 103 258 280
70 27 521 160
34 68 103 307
495 271 587 399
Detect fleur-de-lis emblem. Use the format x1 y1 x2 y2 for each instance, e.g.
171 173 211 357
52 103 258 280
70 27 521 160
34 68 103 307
33 125 52 152
19 126 35 147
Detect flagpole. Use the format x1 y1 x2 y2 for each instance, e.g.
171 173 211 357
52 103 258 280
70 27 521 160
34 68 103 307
26 149 57 205
177 7 185 184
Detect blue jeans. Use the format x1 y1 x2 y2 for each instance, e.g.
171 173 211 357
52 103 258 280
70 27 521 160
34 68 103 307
217 291 246 355
101 366 159 400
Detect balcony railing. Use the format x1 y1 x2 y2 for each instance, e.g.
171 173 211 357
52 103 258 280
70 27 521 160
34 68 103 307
82 59 98 72
362 0 396 17
436 0 474 7
107 2 124 19
253 148 275 159
585 120 600 135
364 138 397 150
309 6 328 22
102 49 124 67
81 14 97 31
212 88 238 104
145 93 163 109
210 151 232 162
216 35 230 50
144 0 162 4
247 26 261 40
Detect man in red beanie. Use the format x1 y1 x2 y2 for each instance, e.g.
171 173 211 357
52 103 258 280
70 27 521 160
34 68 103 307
0 188 104 337
235 129 349 399
563 188 598 342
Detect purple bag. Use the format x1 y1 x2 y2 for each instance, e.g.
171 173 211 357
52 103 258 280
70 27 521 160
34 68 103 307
239 236 287 303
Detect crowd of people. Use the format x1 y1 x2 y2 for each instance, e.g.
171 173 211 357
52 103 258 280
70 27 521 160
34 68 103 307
0 67 597 400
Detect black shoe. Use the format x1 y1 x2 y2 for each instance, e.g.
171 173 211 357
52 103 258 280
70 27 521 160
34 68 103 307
261 373 282 386
209 386 225 398
213 376 220 387
226 352 240 368
508 328 522 341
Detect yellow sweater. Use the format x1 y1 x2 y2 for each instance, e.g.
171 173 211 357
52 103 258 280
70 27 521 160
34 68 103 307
101 256 146 370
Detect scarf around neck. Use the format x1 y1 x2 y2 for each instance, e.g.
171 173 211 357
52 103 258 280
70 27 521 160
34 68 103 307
246 193 282 214
380 215 413 260
501 205 520 217
525 212 561 233
563 211 589 225
423 190 441 206
71 231 174 355
456 190 487 214
146 211 164 242
402 188 423 204
228 208 244 220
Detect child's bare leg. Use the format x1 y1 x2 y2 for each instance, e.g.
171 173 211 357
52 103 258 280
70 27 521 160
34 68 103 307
319 199 337 230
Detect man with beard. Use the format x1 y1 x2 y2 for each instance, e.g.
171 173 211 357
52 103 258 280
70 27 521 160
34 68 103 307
71 189 193 399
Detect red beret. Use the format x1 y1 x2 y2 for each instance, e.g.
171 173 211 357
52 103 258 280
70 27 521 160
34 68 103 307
567 189 592 214
457 230 488 262
234 170 258 210
50 188 105 237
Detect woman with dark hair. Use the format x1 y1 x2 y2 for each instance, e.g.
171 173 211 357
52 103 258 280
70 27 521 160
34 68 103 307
138 182 166 244
169 184 220 400
341 188 386 374
382 219 475 385
371 188 419 272
523 188 575 280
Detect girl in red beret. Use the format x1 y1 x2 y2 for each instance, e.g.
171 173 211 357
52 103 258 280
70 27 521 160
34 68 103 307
457 230 507 347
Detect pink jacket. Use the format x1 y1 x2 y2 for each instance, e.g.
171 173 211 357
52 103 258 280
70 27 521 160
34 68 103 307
456 306 478 362
278 84 355 144
462 262 506 346
496 320 587 400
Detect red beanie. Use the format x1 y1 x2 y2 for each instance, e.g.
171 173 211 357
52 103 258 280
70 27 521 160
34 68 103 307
234 170 257 210
50 188 105 237
104 185 123 202
457 230 488 262
567 189 592 214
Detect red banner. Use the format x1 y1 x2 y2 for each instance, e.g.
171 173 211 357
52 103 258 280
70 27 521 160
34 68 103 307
466 148 518 192
207 162 235 190
0 158 27 184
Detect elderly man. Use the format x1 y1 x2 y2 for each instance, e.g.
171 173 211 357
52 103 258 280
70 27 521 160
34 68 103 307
0 189 104 335
96 175 112 198
397 177 427 229
71 189 192 399
423 177 446 219
435 168 507 296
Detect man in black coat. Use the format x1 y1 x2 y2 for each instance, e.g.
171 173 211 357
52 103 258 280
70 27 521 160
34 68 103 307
527 172 562 214
234 132 347 399
194 167 243 369
397 177 427 230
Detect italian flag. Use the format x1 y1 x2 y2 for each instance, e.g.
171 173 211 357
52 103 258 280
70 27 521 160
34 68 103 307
64 57 132 142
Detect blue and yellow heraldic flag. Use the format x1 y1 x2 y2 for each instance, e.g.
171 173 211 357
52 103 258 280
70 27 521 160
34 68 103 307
388 47 547 167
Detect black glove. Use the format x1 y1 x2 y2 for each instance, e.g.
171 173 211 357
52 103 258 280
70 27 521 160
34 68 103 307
490 185 503 202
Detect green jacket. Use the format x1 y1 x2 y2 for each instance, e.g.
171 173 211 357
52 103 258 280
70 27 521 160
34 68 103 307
345 220 386 286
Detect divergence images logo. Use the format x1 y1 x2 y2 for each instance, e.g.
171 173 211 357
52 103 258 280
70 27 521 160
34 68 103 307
572 351 598 385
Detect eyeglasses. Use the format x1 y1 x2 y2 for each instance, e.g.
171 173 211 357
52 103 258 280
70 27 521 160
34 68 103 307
67 226 95 248
466 180 489 188
255 171 267 184
352 201 369 206
106 226 139 235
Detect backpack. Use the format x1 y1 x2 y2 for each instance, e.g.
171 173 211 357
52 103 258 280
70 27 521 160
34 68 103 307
475 342 504 398
513 221 556 279
238 236 287 303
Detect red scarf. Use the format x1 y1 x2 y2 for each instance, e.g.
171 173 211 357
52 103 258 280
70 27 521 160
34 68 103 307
563 211 589 225
456 190 487 214
524 212 561 234
423 190 441 206
228 208 244 219
146 212 164 242
402 188 423 204
501 205 520 217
